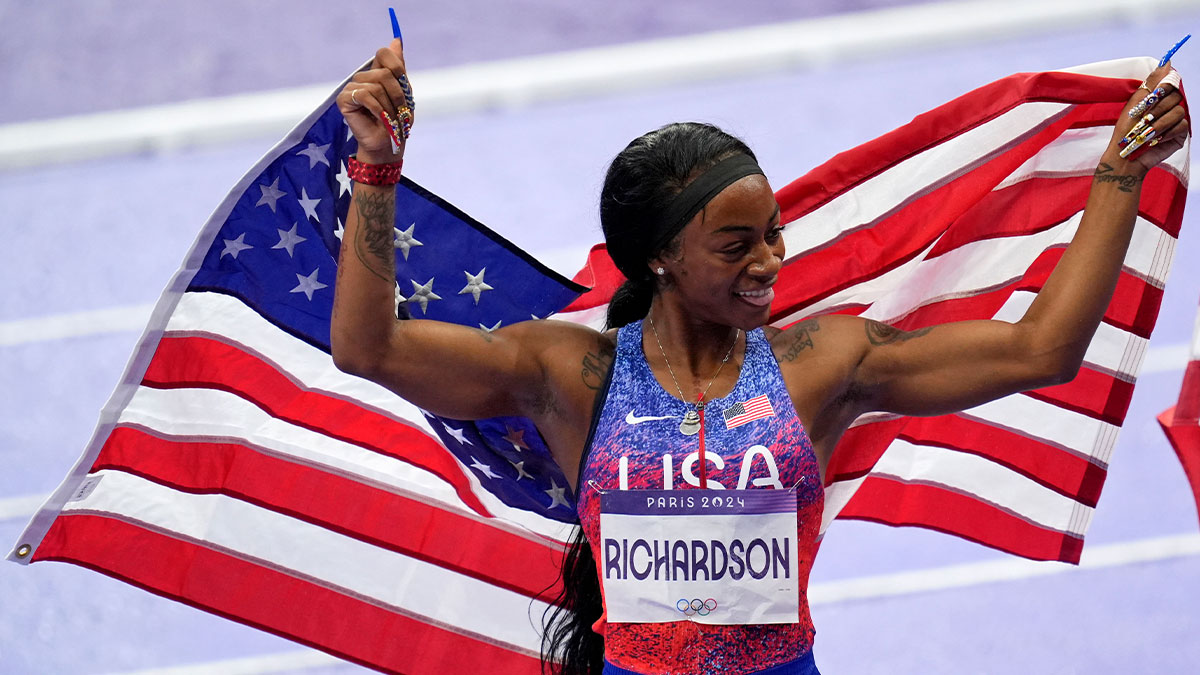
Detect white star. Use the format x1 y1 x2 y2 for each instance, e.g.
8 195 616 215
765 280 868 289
420 409 436 419
334 217 345 241
346 124 354 142
510 460 533 481
393 223 423 260
407 278 441 314
479 320 502 332
272 223 307 257
296 142 331 170
469 457 501 480
256 177 286 212
220 233 253 259
290 268 328 301
446 424 473 446
459 268 495 305
298 187 321 223
335 161 351 198
544 479 570 509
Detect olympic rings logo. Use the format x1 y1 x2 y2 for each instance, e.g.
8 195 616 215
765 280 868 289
676 598 718 617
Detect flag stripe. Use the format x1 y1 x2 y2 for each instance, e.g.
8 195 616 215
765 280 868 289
143 335 495 517
831 416 1107 508
833 476 1084 563
92 425 564 599
117 380 571 540
49 470 550 653
35 515 543 675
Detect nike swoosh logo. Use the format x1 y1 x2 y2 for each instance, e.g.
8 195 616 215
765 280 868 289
625 411 675 425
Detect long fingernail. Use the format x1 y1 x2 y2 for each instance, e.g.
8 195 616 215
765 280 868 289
380 110 403 150
389 8 403 43
1121 113 1156 146
1160 34 1190 67
1120 128 1157 158
1129 87 1166 118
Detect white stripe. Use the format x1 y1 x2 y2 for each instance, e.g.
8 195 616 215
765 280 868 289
774 214 1174 324
119 385 571 541
167 292 436 431
783 101 1071 256
809 531 1200 606
5 2 1196 169
960 394 1115 463
62 470 550 654
993 290 1148 382
100 530 1200 674
868 439 1094 535
998 125 1191 190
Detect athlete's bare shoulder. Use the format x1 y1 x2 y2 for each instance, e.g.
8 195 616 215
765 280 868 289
769 314 869 365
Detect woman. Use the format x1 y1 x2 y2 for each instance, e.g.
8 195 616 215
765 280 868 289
330 40 1188 675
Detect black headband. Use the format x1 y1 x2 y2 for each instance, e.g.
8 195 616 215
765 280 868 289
649 154 766 255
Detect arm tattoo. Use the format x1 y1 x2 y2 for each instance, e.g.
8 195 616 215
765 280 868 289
1093 163 1142 193
865 320 932 346
581 343 614 391
353 191 396 282
782 318 821 361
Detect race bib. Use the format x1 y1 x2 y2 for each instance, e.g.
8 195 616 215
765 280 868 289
598 489 799 625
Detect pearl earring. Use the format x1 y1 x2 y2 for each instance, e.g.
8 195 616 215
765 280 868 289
655 267 666 276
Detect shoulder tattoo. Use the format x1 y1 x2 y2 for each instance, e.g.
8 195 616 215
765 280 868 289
581 341 615 391
865 320 932 346
781 318 820 361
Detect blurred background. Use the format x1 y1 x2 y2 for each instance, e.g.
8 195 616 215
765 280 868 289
2 1 1199 672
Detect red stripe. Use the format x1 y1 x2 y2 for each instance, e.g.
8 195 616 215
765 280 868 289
1025 368 1136 426
836 476 1084 563
93 425 564 600
829 416 1107 508
34 514 543 675
775 70 1135 221
1175 360 1200 421
142 336 492 517
1157 406 1200 523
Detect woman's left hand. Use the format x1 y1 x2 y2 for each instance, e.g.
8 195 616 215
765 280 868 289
1107 63 1190 173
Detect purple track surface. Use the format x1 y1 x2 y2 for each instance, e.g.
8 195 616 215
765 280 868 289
3 2 1199 674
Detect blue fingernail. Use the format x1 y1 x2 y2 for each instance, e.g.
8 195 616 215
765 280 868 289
389 7 403 42
1159 34 1190 67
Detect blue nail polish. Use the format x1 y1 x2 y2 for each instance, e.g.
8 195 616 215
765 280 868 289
389 7 403 43
1159 34 1190 67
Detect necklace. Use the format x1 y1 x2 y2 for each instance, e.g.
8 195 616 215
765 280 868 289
648 315 740 436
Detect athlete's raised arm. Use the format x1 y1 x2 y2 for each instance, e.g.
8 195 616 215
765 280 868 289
328 40 607 431
780 63 1188 436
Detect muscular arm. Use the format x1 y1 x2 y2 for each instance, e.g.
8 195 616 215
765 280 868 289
781 65 1188 428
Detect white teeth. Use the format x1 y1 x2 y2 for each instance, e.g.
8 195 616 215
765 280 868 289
736 287 775 306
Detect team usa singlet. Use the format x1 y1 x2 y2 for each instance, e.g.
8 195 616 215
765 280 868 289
577 320 824 675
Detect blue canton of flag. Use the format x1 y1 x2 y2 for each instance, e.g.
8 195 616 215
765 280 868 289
188 101 585 521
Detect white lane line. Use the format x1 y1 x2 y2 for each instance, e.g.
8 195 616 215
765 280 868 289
91 532 1200 674
0 304 153 347
808 532 1200 606
102 650 343 675
1 301 1191 376
3 0 1198 169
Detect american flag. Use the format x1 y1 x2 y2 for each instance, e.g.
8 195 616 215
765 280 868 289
8 56 1189 673
722 394 776 429
1158 298 1200 526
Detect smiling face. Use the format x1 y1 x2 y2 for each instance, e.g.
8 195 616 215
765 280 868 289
651 174 784 330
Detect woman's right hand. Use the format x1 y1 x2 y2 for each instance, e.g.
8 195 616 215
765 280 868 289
337 39 412 164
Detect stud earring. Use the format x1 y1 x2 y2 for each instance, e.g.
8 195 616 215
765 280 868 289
655 267 666 276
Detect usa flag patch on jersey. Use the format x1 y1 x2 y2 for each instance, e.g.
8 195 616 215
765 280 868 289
722 394 775 429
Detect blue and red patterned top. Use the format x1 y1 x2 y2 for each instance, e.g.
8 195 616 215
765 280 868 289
577 320 824 674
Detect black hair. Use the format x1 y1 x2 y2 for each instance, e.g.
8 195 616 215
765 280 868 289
540 122 755 675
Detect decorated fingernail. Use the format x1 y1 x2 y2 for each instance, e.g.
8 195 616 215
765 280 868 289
1129 87 1166 118
1119 128 1157 158
389 7 403 43
398 73 415 111
1120 113 1156 146
1159 34 1190 67
380 110 403 151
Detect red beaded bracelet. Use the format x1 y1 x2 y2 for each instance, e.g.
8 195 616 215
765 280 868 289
347 155 404 185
